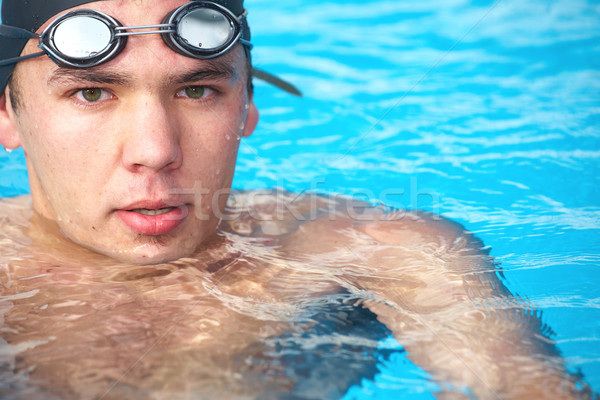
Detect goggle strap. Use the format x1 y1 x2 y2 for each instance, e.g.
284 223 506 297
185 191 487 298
252 67 302 97
0 51 45 67
240 39 253 50
238 9 249 21
0 24 40 40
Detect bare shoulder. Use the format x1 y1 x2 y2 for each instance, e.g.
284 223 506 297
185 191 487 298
356 208 487 256
0 196 34 279
254 190 502 305
221 190 492 282
0 195 33 239
233 189 487 258
0 195 32 221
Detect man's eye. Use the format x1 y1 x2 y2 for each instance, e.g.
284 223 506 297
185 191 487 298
73 88 111 103
185 86 205 99
178 86 213 100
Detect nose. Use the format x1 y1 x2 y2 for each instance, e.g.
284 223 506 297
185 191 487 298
121 97 183 173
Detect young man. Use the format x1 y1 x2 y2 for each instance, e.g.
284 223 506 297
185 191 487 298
0 1 591 399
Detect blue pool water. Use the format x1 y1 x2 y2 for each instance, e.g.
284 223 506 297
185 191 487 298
1 0 599 398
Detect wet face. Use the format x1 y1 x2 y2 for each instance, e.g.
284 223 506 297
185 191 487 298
1 0 259 264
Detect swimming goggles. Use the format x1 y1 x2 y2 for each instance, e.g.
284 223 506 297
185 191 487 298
0 1 253 69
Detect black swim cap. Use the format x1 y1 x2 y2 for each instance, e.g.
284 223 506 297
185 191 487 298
0 0 248 93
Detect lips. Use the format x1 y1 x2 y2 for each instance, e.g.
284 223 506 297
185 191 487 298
115 201 189 236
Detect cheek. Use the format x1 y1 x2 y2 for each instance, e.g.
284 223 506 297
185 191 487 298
183 101 247 166
23 115 98 178
18 110 110 218
187 129 241 183
17 84 68 157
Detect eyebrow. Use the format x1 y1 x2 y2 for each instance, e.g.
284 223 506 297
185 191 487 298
47 58 238 88
47 68 131 87
166 59 237 87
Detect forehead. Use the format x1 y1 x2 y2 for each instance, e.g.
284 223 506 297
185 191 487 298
38 0 191 30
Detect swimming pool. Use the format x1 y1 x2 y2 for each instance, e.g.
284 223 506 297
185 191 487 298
1 0 599 398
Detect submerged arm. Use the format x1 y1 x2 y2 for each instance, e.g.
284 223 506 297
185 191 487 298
352 211 589 399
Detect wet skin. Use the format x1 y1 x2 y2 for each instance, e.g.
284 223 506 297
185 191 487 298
0 1 593 399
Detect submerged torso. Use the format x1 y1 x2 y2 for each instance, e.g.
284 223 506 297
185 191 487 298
0 192 402 400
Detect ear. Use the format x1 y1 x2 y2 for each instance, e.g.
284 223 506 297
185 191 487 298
241 99 259 138
0 87 22 150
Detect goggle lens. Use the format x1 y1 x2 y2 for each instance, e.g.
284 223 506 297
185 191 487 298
179 8 234 50
52 15 113 60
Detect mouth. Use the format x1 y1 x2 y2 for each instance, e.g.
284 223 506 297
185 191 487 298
115 203 190 236
130 207 176 216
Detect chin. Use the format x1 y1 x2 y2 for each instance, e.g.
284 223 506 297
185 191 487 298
89 240 196 265
64 223 207 265
109 249 190 265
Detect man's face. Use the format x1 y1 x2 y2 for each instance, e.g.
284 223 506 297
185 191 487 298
5 0 259 264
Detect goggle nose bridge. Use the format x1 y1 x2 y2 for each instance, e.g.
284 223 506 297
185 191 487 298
114 24 177 37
